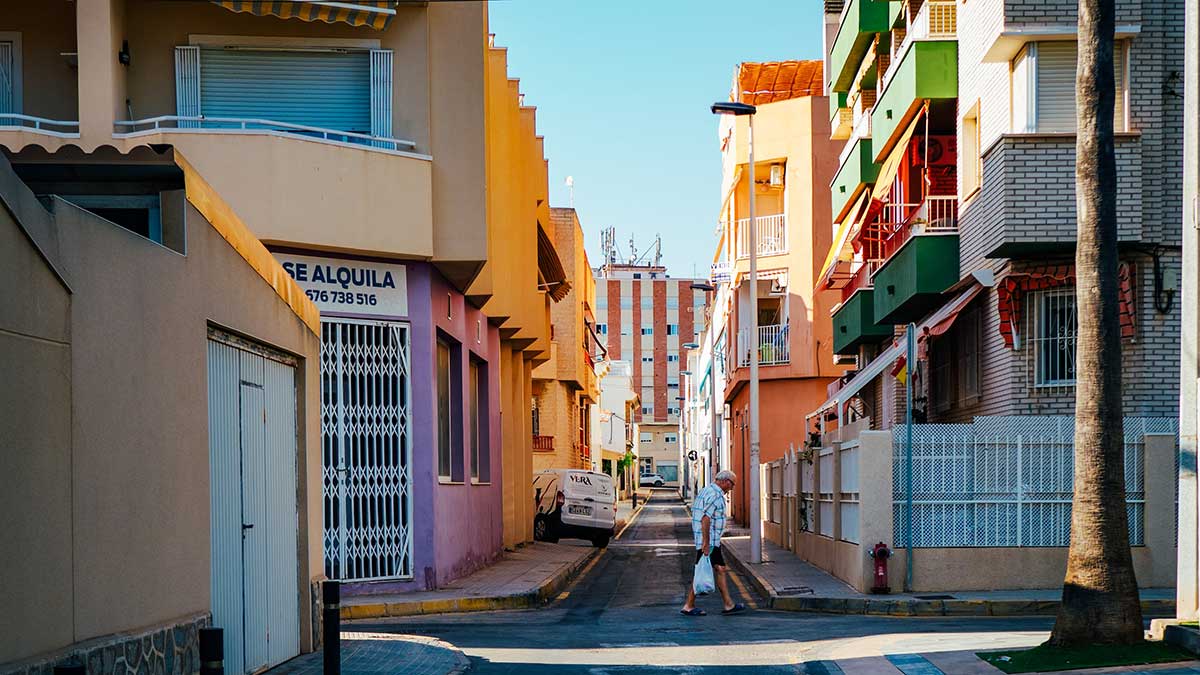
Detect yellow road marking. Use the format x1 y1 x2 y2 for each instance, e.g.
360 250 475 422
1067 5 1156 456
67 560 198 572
728 567 761 609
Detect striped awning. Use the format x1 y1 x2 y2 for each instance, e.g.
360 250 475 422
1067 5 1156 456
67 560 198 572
213 1 397 30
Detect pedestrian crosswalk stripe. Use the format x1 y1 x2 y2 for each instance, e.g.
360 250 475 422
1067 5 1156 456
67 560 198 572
885 653 944 675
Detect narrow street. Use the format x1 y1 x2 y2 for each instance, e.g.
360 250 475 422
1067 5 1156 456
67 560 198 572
356 491 1053 673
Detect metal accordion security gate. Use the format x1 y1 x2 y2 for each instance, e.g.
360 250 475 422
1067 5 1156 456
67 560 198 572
321 318 413 581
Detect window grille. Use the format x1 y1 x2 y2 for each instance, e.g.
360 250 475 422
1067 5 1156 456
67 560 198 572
1030 288 1077 390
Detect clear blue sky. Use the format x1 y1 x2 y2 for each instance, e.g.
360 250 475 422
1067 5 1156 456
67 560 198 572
488 0 824 278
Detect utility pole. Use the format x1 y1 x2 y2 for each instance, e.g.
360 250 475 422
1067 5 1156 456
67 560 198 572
1178 0 1199 620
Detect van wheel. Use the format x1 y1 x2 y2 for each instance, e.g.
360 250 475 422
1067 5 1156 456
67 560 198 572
534 515 559 543
592 534 611 548
654 480 663 487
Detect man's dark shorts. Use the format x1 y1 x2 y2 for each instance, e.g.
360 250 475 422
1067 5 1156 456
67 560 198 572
695 546 727 568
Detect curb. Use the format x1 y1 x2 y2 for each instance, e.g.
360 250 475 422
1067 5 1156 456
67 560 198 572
341 547 602 621
723 544 1176 618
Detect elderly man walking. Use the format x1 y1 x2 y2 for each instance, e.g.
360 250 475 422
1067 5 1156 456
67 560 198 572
681 470 747 616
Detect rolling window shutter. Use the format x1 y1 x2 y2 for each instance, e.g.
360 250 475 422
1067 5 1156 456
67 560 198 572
0 41 13 114
1035 42 1076 133
370 49 393 145
175 46 201 127
199 48 371 134
1113 40 1128 131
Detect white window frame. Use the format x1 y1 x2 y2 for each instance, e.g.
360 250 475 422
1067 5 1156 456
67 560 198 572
1011 39 1130 134
1030 288 1078 388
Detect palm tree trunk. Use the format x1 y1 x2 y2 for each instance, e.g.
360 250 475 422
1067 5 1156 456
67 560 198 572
1048 0 1143 646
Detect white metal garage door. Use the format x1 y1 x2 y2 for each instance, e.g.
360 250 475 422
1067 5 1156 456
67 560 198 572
208 337 301 675
321 318 413 581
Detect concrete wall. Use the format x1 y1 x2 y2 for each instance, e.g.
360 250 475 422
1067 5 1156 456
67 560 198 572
0 156 321 665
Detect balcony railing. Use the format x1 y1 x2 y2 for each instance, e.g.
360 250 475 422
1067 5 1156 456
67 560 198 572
0 114 80 138
883 1 957 88
737 324 790 367
736 214 788 258
880 195 959 260
843 258 884 300
114 116 418 152
533 435 554 452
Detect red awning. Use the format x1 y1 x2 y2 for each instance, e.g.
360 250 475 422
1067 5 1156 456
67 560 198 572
997 262 1136 348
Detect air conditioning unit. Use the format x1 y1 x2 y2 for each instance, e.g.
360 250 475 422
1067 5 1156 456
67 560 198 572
769 164 785 187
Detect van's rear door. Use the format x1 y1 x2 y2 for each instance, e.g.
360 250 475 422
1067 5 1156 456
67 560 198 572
561 472 616 529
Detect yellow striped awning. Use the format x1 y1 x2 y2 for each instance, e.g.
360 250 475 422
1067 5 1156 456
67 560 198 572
213 1 397 30
816 190 870 290
869 110 925 204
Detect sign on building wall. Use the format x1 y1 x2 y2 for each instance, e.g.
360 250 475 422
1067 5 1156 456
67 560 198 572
710 262 732 284
275 253 408 317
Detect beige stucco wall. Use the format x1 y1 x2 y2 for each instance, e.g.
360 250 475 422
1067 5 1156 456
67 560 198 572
0 199 73 665
0 156 322 664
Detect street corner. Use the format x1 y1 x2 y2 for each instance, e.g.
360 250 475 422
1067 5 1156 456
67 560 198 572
265 632 470 675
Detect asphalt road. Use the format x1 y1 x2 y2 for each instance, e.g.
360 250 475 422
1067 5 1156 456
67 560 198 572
358 491 1052 674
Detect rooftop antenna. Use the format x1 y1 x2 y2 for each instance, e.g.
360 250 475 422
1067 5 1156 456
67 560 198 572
565 175 575 208
654 234 662 267
628 235 637 265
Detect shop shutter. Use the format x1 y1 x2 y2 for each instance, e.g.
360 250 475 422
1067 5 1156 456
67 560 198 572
199 47 371 134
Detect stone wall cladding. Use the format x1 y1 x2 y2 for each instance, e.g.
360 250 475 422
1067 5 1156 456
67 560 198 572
1 614 208 675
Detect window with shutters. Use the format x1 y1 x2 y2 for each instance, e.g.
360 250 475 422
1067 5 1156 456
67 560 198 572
961 101 982 197
0 35 19 116
1011 40 1129 133
174 44 395 147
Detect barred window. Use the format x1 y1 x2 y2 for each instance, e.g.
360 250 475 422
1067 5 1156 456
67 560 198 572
1031 288 1077 387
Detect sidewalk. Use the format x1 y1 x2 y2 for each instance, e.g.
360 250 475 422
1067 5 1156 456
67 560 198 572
342 541 600 620
267 633 468 675
722 535 1176 618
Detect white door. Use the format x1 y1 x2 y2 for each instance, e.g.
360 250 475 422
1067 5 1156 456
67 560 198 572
208 338 300 675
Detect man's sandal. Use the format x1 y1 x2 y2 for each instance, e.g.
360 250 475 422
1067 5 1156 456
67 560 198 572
721 603 748 615
680 607 707 616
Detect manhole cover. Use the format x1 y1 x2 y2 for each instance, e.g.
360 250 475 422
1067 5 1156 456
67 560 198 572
915 594 956 600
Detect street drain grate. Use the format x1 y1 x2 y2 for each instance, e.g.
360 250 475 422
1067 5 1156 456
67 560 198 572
778 586 815 596
915 594 956 600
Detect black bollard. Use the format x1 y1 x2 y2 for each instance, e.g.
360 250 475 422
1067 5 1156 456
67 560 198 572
199 627 224 675
632 491 638 509
53 661 84 675
323 580 341 675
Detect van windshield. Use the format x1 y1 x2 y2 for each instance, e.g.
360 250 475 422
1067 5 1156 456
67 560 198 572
562 472 613 499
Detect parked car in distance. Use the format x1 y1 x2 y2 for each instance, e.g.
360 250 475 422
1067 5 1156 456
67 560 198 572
639 473 666 487
532 469 616 548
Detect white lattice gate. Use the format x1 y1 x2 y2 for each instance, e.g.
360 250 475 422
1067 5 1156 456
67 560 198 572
322 319 413 581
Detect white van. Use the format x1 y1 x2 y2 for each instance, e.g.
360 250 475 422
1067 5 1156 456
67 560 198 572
532 469 617 548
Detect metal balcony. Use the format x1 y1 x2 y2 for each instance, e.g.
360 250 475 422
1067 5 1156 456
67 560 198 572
736 214 788 258
737 324 790 367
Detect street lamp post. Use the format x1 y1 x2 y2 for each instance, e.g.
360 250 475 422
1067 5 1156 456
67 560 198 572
711 100 761 563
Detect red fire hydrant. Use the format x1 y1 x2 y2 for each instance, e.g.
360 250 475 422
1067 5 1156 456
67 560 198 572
868 542 892 594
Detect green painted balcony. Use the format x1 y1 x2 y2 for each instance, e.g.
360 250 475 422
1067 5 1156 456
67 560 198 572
828 0 894 92
872 40 958 161
831 136 878 222
872 234 960 324
832 290 894 355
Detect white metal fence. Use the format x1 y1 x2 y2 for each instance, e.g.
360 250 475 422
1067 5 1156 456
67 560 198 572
736 214 788 258
839 440 861 544
892 416 1175 548
737 324 789 366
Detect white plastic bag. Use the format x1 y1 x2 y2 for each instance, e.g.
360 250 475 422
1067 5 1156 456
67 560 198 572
693 554 715 595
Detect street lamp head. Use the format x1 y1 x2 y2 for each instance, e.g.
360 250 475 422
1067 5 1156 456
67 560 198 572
682 343 700 349
689 282 716 292
711 101 757 116
680 370 693 376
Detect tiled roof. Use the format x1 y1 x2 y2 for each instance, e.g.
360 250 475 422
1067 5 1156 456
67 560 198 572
736 60 824 105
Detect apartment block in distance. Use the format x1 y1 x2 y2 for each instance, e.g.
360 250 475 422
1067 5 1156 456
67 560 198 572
594 234 708 485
